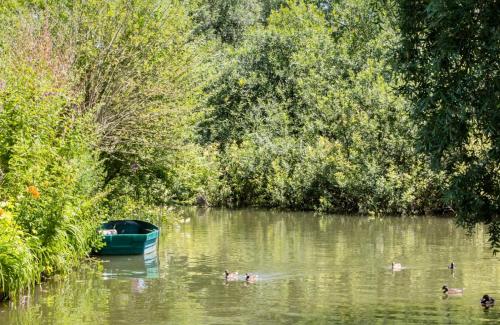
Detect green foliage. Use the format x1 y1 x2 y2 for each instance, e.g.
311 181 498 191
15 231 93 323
0 15 104 297
54 0 215 207
0 216 38 298
396 0 499 251
187 0 264 44
203 0 443 214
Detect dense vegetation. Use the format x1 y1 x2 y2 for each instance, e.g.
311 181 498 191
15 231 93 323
396 0 499 252
0 15 104 296
201 1 443 214
0 0 496 299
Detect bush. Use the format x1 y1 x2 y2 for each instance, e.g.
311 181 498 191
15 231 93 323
0 214 38 299
0 16 104 298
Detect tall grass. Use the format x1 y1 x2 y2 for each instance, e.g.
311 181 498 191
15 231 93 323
0 218 39 299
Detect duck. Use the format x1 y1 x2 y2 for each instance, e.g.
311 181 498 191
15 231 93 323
480 294 495 307
245 273 257 283
442 285 463 294
224 270 238 281
448 262 456 269
391 262 402 271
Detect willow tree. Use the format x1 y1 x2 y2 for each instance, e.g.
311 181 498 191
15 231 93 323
45 0 214 205
397 0 499 251
3 1 216 205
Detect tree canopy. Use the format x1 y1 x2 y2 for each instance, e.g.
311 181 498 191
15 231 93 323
396 0 499 251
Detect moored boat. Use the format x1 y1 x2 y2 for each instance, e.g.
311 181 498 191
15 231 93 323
96 220 159 255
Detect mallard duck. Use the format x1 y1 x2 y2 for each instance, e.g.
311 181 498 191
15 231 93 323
448 262 456 269
224 270 238 281
442 285 463 294
480 294 495 307
245 273 257 283
391 262 402 271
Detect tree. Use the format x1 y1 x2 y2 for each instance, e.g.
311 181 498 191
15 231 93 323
49 0 213 205
201 0 441 213
396 0 499 251
188 0 263 44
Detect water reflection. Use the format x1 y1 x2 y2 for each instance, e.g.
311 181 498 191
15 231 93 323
0 209 498 324
101 252 160 279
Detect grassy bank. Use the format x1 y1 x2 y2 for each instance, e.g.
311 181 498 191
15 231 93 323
0 33 105 298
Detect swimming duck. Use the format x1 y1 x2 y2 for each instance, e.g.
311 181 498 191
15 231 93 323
224 270 238 281
391 262 402 271
442 285 463 294
480 294 495 307
245 273 257 283
448 262 456 269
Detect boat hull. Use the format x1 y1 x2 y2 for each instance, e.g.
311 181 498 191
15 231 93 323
96 220 159 255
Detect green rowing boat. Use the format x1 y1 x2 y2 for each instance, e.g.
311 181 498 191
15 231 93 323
96 220 159 255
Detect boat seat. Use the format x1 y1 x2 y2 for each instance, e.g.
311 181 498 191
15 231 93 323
104 220 151 234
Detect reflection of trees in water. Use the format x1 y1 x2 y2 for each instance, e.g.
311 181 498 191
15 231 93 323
161 208 498 322
1 209 498 324
1 264 111 324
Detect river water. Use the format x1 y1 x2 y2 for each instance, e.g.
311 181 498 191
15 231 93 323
1 209 499 324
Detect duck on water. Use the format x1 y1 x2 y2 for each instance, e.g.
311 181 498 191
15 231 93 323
245 273 257 283
481 295 495 307
442 285 463 295
391 262 402 271
224 270 238 281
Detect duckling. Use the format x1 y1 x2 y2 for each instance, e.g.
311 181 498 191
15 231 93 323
391 262 402 271
224 270 238 281
480 294 495 307
442 285 463 294
245 273 257 283
448 262 456 269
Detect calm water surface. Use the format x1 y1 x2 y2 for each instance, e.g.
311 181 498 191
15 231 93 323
1 209 499 324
